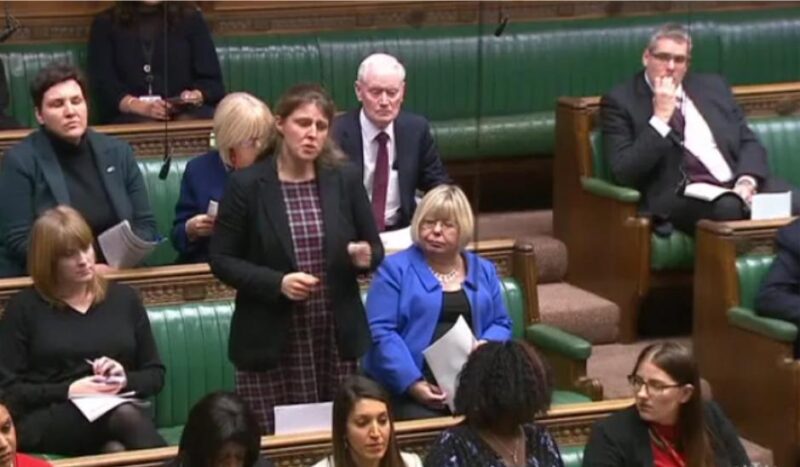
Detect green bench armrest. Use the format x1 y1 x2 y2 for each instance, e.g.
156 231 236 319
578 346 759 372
581 176 641 203
728 306 798 343
525 323 592 360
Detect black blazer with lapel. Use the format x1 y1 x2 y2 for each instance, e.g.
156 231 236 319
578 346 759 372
332 109 450 228
0 128 157 277
582 402 751 466
756 218 800 338
601 71 768 218
209 155 384 371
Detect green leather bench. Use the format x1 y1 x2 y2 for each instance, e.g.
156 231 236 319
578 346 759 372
146 277 593 451
0 7 799 160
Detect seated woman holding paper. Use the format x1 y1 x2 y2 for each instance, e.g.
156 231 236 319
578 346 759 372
171 92 273 264
0 63 157 278
0 391 51 467
0 206 166 456
166 391 274 467
425 340 563 466
362 184 513 421
311 375 421 467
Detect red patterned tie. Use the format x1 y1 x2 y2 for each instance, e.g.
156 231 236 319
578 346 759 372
371 131 389 232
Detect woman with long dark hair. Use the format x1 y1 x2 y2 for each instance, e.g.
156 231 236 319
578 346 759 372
583 342 750 466
312 376 421 467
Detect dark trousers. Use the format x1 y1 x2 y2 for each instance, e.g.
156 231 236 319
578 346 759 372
391 393 450 421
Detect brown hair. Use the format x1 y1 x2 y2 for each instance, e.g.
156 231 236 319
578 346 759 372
633 342 713 466
331 376 404 467
262 83 346 168
27 206 107 306
30 63 88 111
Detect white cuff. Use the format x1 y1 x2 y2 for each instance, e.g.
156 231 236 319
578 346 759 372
736 175 758 189
649 115 672 138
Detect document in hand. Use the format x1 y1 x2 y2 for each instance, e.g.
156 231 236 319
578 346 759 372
97 220 159 268
422 315 476 411
70 391 141 422
274 401 333 435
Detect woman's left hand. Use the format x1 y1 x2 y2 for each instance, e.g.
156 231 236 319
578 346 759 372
347 241 372 268
90 356 128 389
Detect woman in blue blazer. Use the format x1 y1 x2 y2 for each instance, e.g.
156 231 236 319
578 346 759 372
171 93 273 263
362 185 513 421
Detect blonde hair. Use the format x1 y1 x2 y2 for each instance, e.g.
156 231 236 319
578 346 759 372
410 185 474 248
28 206 107 305
213 92 274 166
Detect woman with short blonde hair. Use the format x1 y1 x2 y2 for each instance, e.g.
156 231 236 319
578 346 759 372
363 184 512 421
171 92 274 263
0 206 165 456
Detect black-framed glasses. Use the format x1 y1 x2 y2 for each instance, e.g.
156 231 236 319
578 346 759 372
627 374 683 395
650 51 690 65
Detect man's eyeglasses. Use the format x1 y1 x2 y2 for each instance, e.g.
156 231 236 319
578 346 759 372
627 374 683 395
650 51 689 65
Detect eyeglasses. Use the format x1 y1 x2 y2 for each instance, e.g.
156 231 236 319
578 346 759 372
627 374 683 395
420 219 457 231
650 51 690 65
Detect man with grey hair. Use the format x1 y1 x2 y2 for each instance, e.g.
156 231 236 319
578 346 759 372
602 23 798 236
333 52 449 232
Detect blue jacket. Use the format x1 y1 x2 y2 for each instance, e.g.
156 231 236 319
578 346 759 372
170 150 228 263
362 245 513 395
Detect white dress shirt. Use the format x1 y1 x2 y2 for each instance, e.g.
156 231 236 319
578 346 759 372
360 109 401 227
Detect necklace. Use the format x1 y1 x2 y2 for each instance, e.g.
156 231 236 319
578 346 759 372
429 266 458 284
484 427 524 466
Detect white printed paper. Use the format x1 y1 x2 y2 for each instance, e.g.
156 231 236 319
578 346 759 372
207 200 219 217
683 183 736 202
422 315 476 411
70 391 139 422
379 226 412 254
751 191 792 220
97 220 159 268
274 401 332 435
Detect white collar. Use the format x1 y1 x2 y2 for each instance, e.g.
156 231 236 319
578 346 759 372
359 108 395 143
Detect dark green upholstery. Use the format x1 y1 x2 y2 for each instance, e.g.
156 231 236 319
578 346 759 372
145 277 592 444
589 114 800 272
0 7 799 157
561 445 585 467
730 254 799 342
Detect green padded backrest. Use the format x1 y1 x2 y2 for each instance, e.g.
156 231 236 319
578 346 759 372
749 115 800 188
0 42 89 128
147 300 236 430
499 277 526 339
137 155 192 266
735 254 774 309
560 445 584 467
589 129 612 182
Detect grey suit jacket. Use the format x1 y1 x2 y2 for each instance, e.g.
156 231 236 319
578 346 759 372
0 128 157 277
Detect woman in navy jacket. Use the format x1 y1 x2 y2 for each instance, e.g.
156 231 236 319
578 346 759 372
362 185 513 421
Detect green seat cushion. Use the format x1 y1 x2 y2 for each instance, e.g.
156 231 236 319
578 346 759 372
157 425 185 446
525 323 592 361
728 306 798 342
650 231 695 271
560 445 585 467
552 390 592 405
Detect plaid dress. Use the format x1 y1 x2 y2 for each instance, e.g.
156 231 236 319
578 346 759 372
235 180 357 434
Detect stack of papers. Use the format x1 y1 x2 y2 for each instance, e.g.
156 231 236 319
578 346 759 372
70 391 142 422
274 401 333 435
97 220 159 268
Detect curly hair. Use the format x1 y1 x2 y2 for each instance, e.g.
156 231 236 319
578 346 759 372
454 340 552 433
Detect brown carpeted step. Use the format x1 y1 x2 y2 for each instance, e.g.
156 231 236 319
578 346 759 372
475 209 553 239
537 282 619 344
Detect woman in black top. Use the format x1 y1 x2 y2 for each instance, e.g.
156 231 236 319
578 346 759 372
583 342 750 466
88 1 225 123
0 206 165 456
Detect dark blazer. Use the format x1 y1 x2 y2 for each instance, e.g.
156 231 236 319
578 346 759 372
171 150 228 264
88 7 225 123
756 218 800 353
583 402 750 466
209 156 384 371
601 71 768 219
0 129 157 277
332 109 450 229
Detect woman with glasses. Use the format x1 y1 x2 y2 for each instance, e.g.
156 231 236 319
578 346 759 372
583 342 749 466
362 185 513 421
171 92 273 263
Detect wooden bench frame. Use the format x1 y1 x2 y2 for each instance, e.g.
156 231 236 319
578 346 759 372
49 398 633 467
552 82 800 343
692 217 799 467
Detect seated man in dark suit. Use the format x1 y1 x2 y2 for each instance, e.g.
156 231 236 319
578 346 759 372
756 218 800 357
602 23 799 236
332 53 449 232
